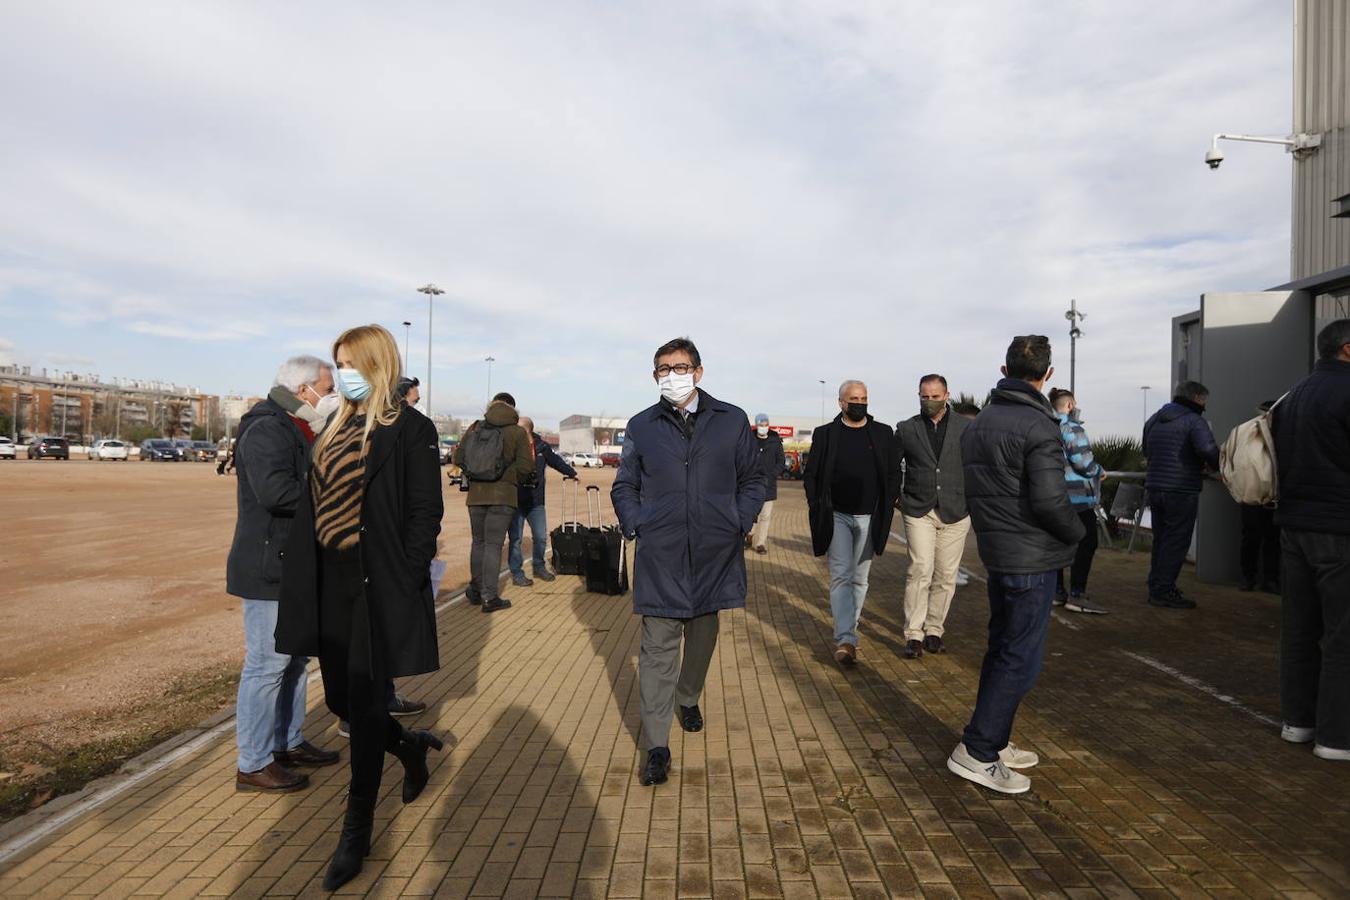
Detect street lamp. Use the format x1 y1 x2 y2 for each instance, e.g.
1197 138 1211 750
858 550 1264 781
818 379 826 424
416 285 443 415
401 321 412 373
1064 299 1085 395
1140 386 1151 422
485 356 495 406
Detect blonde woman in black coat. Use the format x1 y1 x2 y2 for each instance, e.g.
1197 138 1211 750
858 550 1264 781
276 323 444 891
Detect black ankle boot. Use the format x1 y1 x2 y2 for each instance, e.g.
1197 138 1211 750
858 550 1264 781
323 793 376 891
391 728 444 803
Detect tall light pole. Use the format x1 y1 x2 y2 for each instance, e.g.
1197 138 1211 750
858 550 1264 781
417 285 443 415
485 356 495 406
818 379 826 424
1140 385 1151 422
401 321 412 373
1064 299 1085 395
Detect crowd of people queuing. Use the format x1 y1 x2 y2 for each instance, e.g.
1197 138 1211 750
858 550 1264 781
221 320 1350 889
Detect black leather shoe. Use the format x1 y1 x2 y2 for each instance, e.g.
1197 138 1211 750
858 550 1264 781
467 590 483 606
323 793 376 891
1147 590 1196 609
679 705 703 733
391 728 444 803
922 635 945 654
482 598 513 613
273 740 340 768
640 747 671 786
903 639 923 659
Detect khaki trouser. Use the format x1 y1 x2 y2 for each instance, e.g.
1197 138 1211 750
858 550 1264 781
752 500 774 549
901 510 971 641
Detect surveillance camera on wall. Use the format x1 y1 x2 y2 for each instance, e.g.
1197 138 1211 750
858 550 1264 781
1205 147 1224 170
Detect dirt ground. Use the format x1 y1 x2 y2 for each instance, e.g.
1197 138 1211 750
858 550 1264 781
0 456 619 820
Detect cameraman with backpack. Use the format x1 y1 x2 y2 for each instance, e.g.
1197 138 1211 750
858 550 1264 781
453 392 534 613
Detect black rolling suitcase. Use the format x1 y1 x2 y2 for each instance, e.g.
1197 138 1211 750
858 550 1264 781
583 485 628 596
550 478 586 576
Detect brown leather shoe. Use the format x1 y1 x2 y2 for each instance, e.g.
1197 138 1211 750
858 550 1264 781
274 740 340 768
834 643 857 666
236 761 310 793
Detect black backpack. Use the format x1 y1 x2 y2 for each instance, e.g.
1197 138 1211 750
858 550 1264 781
460 422 508 482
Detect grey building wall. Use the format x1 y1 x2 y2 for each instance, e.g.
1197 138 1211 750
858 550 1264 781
1292 0 1350 279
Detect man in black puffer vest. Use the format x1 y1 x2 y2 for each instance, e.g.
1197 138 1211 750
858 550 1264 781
1271 318 1350 761
946 335 1084 796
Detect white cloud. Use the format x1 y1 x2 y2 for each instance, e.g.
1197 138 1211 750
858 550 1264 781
0 1 1296 434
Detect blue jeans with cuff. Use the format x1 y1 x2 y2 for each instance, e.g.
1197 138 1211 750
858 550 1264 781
962 571 1055 763
508 504 551 577
236 598 309 772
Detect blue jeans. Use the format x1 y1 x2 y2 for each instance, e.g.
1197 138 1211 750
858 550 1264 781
508 504 550 577
827 512 874 646
236 599 310 772
962 571 1055 762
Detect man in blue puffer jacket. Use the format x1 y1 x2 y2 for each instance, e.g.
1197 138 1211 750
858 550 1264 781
1049 389 1108 615
1142 381 1220 608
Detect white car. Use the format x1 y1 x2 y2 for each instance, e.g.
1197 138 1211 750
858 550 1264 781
571 452 603 469
0 436 14 459
90 439 129 461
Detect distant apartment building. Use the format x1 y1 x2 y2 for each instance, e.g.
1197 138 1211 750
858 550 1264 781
0 365 223 443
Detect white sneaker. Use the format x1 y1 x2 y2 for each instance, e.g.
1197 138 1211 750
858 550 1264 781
1313 744 1350 761
998 742 1039 769
1281 724 1315 744
947 742 1030 794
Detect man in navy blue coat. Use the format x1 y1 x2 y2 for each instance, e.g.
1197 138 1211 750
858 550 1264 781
612 337 765 786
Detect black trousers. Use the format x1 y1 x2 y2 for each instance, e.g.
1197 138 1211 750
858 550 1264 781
1056 508 1100 594
1280 529 1350 751
1147 490 1198 597
1240 505 1281 585
319 547 402 799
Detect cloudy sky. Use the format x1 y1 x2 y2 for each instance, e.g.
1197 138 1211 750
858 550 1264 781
0 1 1295 435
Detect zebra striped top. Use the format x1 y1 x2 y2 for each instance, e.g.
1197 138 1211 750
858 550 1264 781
313 415 366 550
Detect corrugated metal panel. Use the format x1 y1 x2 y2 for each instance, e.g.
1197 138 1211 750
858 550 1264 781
1292 0 1350 279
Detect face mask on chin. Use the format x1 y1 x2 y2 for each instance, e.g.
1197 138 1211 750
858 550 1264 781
844 402 868 422
659 372 696 405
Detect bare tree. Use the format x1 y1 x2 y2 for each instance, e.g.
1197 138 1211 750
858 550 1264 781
162 400 189 439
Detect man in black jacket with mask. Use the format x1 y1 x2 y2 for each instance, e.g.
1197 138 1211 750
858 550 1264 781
804 380 902 667
1142 381 1220 609
947 335 1084 795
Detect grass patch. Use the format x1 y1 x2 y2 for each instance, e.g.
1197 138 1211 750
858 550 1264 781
0 666 239 824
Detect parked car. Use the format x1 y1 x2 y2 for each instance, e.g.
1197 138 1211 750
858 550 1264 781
570 452 603 469
26 437 70 460
90 439 129 461
189 440 216 461
172 439 194 460
600 452 621 467
140 439 180 461
439 439 456 466
0 436 15 460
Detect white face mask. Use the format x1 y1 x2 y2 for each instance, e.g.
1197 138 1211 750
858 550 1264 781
756 425 769 437
314 392 341 421
659 372 696 405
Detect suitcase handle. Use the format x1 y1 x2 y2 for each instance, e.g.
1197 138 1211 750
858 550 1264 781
586 484 605 529
562 477 581 532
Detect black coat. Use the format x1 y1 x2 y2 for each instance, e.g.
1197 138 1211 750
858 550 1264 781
803 415 901 557
960 379 1085 574
518 434 577 510
1273 358 1350 534
753 430 785 501
275 407 445 678
226 398 311 601
895 410 970 522
612 390 765 618
1143 401 1220 493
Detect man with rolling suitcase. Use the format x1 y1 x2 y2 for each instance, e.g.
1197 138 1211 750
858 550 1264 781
508 416 578 587
612 337 765 787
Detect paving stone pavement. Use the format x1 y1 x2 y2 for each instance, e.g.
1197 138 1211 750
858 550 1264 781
1 488 1348 898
